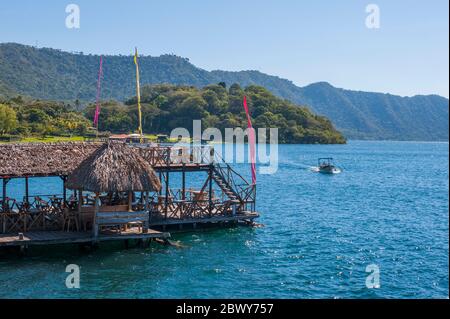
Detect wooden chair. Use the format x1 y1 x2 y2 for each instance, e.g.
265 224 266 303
79 206 95 231
61 208 80 232
36 197 61 230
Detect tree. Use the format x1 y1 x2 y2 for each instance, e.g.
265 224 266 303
26 108 50 123
202 89 227 114
229 83 243 96
0 82 345 144
0 103 17 134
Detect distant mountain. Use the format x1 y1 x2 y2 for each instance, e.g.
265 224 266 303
297 82 449 141
0 43 448 141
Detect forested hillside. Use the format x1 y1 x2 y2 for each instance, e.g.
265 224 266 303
0 83 346 144
0 43 448 140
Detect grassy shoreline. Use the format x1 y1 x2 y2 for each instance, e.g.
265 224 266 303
0 134 348 144
0 134 183 144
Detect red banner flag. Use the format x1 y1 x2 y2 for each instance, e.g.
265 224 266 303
243 96 256 185
93 56 103 127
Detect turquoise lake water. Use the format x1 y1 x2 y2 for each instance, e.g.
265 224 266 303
0 141 448 298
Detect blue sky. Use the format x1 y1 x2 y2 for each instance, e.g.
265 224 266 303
0 0 448 97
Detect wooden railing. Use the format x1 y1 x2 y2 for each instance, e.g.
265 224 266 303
0 188 242 233
212 152 256 211
0 196 66 233
137 145 214 167
148 198 236 221
138 144 257 212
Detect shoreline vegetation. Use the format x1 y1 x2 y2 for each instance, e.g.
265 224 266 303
0 83 346 145
0 43 448 142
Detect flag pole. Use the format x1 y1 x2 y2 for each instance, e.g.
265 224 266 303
134 47 143 143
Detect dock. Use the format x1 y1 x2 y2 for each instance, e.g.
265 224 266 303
150 211 259 227
0 227 170 248
0 142 259 253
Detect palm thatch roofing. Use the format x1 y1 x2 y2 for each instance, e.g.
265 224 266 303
65 142 161 193
0 142 102 178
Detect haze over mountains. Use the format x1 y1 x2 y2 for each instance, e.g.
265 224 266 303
0 43 448 141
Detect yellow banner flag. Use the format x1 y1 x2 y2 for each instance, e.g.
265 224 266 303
134 48 138 65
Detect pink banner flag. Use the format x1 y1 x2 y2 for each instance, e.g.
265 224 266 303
243 96 256 185
93 56 103 127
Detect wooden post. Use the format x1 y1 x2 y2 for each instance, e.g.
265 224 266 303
2 178 8 199
165 172 169 220
24 177 29 204
2 178 9 211
61 176 67 203
158 172 162 195
146 190 153 223
182 169 186 200
128 191 133 212
144 191 149 211
144 191 149 233
94 192 99 238
78 189 83 212
77 189 83 231
208 167 213 217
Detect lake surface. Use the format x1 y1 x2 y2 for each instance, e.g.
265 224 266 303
0 141 448 298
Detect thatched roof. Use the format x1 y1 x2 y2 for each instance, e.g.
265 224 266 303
65 142 161 192
0 142 102 178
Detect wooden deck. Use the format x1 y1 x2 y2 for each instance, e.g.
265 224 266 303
153 163 211 172
149 211 260 226
0 227 169 247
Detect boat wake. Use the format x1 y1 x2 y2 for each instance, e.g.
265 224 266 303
311 166 342 174
280 161 315 171
281 161 342 174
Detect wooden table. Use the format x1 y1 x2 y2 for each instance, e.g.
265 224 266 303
189 191 207 201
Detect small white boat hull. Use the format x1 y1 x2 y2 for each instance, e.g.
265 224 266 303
318 167 342 174
317 166 342 174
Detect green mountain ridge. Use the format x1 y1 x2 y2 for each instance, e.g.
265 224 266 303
0 42 448 141
0 83 346 144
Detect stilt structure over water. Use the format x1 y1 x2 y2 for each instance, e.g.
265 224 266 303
0 142 258 250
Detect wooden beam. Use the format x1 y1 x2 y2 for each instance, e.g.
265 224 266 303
144 191 149 233
208 167 213 217
94 193 100 238
199 174 210 194
0 229 170 248
128 192 133 212
24 177 29 204
144 191 149 211
182 169 186 200
165 172 169 219
78 189 83 213
2 178 9 211
60 176 67 203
